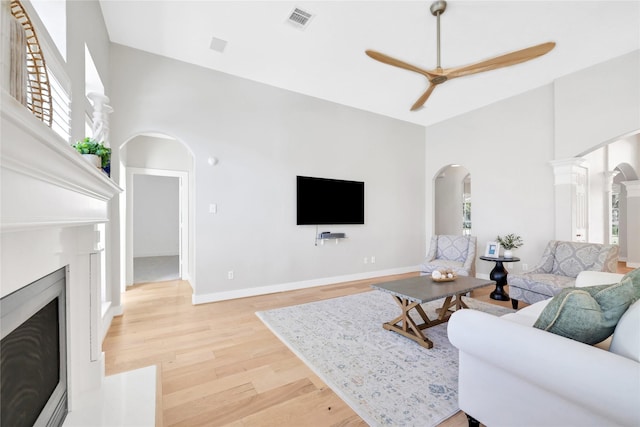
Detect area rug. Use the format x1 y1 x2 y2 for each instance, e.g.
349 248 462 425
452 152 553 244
256 290 513 427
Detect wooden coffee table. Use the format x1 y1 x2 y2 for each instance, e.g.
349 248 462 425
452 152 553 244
371 275 495 349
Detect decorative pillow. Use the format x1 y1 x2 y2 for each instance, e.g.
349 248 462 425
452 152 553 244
622 268 640 299
533 278 636 345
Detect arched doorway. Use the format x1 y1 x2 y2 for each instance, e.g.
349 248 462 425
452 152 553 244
434 164 471 235
611 162 639 263
118 133 195 290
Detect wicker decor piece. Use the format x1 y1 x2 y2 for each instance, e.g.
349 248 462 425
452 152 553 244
10 0 52 127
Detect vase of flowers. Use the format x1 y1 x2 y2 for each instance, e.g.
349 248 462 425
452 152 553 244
496 233 523 258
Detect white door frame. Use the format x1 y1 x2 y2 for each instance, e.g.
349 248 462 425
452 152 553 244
125 167 189 287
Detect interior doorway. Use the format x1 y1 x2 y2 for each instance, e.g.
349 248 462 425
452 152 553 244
119 133 194 291
127 168 189 286
132 174 180 283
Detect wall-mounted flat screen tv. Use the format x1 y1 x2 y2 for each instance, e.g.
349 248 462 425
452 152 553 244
296 175 365 225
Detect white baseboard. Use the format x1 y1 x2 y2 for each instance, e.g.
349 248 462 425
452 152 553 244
627 262 640 268
133 252 179 259
101 303 123 341
192 266 420 305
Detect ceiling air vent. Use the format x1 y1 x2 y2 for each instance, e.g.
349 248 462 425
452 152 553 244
287 7 314 29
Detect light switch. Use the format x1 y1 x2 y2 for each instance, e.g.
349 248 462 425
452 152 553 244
209 203 217 214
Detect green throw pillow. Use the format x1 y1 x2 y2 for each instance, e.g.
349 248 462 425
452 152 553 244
622 267 640 299
533 278 636 345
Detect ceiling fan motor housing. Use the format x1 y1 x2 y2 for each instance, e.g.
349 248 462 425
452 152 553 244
430 1 447 16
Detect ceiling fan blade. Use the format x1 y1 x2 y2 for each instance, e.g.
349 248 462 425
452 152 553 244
410 84 437 111
444 42 556 79
365 50 440 80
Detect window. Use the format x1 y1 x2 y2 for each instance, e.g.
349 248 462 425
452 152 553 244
462 174 471 235
611 184 620 245
11 0 71 141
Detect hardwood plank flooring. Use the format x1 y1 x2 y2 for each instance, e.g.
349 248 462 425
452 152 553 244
104 262 631 426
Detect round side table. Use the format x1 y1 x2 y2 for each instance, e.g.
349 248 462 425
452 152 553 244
479 256 521 301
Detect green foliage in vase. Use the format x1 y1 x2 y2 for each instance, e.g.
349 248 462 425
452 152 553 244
496 233 523 250
73 137 111 168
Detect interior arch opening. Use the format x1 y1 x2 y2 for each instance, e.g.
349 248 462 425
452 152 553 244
118 133 195 290
434 164 471 236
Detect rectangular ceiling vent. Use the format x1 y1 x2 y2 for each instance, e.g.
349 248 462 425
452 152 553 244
287 7 314 29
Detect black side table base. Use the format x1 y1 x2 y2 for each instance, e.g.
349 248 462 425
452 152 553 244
480 256 520 302
490 289 510 301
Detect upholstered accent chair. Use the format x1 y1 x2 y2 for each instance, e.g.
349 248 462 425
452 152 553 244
509 240 619 309
420 235 477 277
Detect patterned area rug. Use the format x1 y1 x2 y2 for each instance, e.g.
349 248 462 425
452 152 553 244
256 290 513 427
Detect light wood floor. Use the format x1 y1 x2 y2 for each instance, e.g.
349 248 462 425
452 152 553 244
104 263 631 426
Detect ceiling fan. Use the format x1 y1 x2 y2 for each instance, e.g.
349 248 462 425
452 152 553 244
365 0 555 111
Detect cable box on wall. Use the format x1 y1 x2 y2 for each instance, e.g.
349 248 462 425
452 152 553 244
318 232 346 239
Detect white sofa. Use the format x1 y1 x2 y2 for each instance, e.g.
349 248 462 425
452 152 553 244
448 271 640 427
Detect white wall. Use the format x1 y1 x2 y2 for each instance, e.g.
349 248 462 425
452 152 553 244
133 175 179 257
555 50 640 159
425 85 556 277
124 135 193 171
109 44 426 302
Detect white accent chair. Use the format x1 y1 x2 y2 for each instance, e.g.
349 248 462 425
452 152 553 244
420 235 477 277
448 271 640 427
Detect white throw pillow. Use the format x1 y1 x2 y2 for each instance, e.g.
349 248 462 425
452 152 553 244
609 299 640 362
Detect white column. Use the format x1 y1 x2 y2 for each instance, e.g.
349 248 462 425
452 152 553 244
550 158 589 242
603 171 618 244
621 180 640 268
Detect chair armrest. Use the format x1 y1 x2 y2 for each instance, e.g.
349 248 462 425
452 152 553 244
448 309 640 426
575 271 624 287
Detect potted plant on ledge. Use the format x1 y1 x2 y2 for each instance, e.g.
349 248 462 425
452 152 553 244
73 137 111 173
496 233 523 258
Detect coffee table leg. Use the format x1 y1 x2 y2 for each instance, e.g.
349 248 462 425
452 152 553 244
435 294 469 318
383 296 434 349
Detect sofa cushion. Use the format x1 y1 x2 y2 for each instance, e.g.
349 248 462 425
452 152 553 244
533 278 636 345
508 273 576 299
610 299 640 362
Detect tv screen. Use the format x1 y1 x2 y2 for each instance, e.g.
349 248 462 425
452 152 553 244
296 176 365 225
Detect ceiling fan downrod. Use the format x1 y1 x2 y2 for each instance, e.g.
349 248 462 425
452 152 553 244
430 1 447 70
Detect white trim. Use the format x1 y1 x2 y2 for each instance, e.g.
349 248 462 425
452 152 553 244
133 251 180 258
125 167 189 288
192 266 420 305
100 302 122 343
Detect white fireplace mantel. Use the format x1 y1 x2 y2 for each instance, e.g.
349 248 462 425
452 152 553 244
1 88 133 421
1 89 122 232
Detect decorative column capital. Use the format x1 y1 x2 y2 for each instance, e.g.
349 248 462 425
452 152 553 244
549 158 588 185
622 180 640 198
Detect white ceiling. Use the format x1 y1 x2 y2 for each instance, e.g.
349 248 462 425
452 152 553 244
99 1 640 127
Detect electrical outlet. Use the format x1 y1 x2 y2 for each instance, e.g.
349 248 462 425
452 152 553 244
364 257 368 264
227 270 234 280
522 263 528 271
371 256 376 264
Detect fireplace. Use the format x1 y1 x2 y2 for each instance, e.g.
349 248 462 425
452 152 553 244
1 267 67 427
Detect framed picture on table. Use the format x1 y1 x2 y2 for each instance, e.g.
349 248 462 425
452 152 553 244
484 241 500 258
